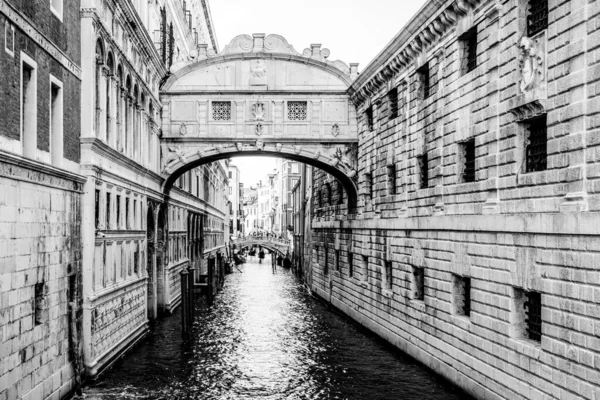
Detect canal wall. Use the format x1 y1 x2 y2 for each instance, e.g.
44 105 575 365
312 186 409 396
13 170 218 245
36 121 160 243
308 0 600 399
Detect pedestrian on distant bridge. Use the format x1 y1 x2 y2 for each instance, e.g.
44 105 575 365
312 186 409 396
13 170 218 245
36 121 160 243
258 248 265 264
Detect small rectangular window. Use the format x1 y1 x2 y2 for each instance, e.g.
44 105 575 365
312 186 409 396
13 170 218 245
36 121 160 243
453 275 471 317
417 154 429 189
50 79 63 166
387 164 396 195
413 266 424 301
212 101 232 121
365 105 374 131
525 116 547 173
384 260 392 290
106 192 111 229
417 62 431 99
34 282 46 325
527 0 548 37
461 139 476 183
116 195 121 228
335 249 340 272
324 246 329 275
125 198 130 230
364 173 373 199
348 252 354 277
461 27 478 74
513 288 542 342
5 22 14 56
387 88 398 120
287 101 307 121
361 255 368 281
21 56 37 158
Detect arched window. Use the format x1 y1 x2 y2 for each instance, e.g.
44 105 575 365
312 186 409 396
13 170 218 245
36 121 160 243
125 76 132 154
105 52 114 145
133 84 139 161
116 65 123 151
95 39 104 138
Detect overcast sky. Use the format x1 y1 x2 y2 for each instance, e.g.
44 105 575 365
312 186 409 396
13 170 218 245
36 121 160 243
210 0 428 186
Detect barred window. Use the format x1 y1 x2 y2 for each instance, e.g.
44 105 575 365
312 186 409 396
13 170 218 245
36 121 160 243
417 62 431 99
324 246 329 274
387 88 398 120
364 173 373 199
524 291 542 341
525 116 547 173
287 101 307 120
212 101 231 121
365 105 374 131
384 260 393 290
461 27 478 74
348 252 354 277
335 250 340 272
413 266 424 301
453 275 471 317
462 139 476 183
527 0 548 37
417 154 429 189
387 164 397 195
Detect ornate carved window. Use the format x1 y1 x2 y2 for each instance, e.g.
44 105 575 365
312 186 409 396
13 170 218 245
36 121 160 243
387 88 398 120
527 0 548 37
287 101 307 121
212 101 232 121
461 139 476 183
525 116 547 173
460 26 478 74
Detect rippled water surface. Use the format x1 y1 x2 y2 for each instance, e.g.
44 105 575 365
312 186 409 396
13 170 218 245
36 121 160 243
81 258 471 400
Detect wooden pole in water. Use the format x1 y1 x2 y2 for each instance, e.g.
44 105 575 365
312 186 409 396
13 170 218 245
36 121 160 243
187 262 195 328
180 269 189 337
207 259 213 306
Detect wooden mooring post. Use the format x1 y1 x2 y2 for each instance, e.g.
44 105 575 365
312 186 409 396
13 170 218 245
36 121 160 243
187 263 195 326
207 261 214 306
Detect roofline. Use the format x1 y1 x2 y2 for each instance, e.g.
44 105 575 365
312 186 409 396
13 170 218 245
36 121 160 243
200 0 219 52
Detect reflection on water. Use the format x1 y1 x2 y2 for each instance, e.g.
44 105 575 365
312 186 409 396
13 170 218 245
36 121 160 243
81 258 471 400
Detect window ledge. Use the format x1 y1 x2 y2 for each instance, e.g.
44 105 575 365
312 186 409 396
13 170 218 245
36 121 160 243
410 299 426 312
382 289 393 298
451 314 472 330
509 337 542 358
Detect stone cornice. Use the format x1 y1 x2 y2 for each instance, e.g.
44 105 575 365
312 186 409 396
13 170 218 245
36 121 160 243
80 137 163 186
169 188 226 219
348 0 484 106
199 0 219 52
81 164 165 202
0 149 86 192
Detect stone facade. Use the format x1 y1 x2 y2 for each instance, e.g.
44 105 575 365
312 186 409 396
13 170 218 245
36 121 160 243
307 0 600 399
0 1 84 399
79 0 226 381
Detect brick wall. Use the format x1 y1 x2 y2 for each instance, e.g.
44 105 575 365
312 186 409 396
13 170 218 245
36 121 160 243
309 0 600 399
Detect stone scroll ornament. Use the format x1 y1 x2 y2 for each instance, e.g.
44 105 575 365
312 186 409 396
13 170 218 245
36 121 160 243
518 36 545 93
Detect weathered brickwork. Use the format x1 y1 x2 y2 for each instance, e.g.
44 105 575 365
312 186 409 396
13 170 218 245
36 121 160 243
309 0 600 399
0 155 84 400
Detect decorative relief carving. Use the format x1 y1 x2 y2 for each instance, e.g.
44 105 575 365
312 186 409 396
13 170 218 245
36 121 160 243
236 142 244 151
255 123 264 136
250 60 267 85
163 146 186 171
331 123 340 137
293 145 302 155
509 99 546 122
252 101 265 121
518 34 546 94
275 143 283 152
255 140 264 151
179 123 187 136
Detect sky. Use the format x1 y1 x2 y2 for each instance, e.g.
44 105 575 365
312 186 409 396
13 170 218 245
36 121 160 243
209 0 429 186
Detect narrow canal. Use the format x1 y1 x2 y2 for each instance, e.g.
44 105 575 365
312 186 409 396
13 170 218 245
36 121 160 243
80 257 471 400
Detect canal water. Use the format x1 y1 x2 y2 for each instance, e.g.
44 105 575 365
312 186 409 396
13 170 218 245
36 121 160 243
79 257 471 400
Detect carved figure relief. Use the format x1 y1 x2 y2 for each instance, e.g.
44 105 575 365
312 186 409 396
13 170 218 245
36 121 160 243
250 60 267 85
236 142 244 151
255 123 263 136
255 140 265 151
163 146 186 172
518 35 545 93
331 147 357 177
252 101 265 121
215 144 224 153
293 145 302 155
275 143 283 152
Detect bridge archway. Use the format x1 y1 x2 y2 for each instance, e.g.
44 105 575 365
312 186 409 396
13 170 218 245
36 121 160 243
159 33 360 210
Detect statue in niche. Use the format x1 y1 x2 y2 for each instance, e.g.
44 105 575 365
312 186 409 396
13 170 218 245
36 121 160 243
518 36 545 93
252 102 265 121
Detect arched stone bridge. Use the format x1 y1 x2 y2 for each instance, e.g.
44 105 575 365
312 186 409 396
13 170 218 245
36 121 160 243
231 236 291 256
159 33 360 210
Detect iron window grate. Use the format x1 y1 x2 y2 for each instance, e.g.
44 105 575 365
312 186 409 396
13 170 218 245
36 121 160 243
418 63 431 99
418 154 429 189
288 101 307 120
466 29 478 73
463 139 476 182
462 277 471 316
348 252 354 277
413 267 424 300
385 261 393 289
387 164 397 195
524 291 542 341
212 101 232 121
526 117 547 173
388 88 398 120
528 0 548 37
